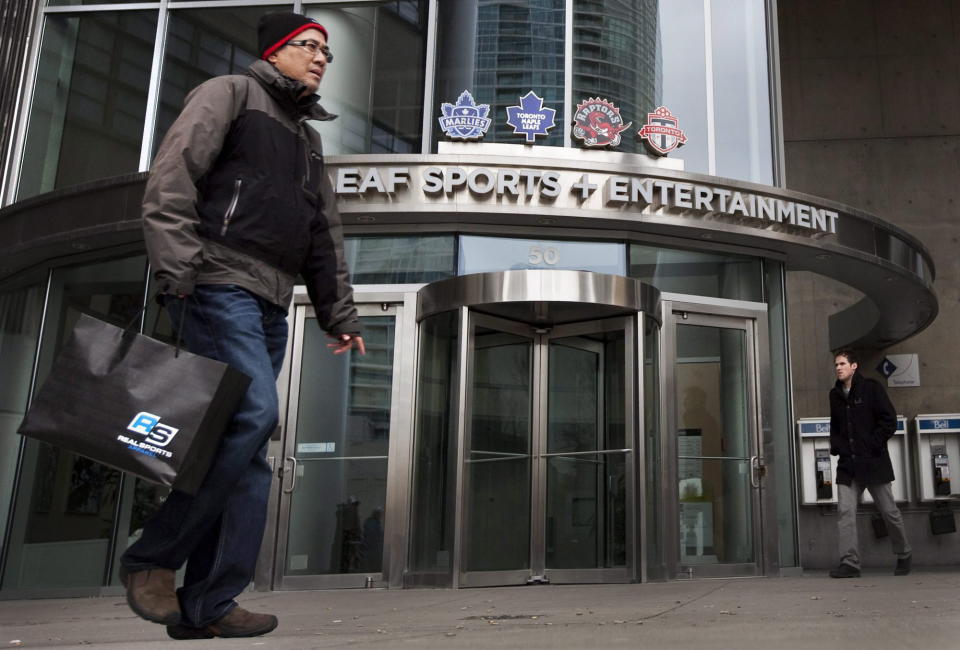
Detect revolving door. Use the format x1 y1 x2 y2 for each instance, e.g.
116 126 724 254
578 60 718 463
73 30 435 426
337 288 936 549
406 270 661 587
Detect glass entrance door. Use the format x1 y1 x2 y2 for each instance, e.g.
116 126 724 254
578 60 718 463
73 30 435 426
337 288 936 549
274 302 403 589
667 310 763 578
459 314 636 586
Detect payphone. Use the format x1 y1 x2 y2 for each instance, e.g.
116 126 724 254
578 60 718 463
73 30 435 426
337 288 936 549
814 448 833 500
932 444 951 496
914 414 960 502
798 416 910 505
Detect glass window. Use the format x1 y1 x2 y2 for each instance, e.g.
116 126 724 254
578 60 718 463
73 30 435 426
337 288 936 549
284 314 395 576
711 0 772 184
47 0 151 5
409 310 458 579
435 0 565 148
0 282 46 553
459 235 626 276
573 0 660 155
17 11 157 200
2 256 147 591
574 1 773 182
658 0 709 172
306 2 428 154
153 6 289 155
629 243 762 301
344 236 456 284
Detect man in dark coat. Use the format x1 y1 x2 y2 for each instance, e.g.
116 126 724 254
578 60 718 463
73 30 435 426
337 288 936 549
119 12 364 640
828 349 911 578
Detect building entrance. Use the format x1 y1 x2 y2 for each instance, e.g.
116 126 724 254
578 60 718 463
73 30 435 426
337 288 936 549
461 313 634 586
407 270 660 587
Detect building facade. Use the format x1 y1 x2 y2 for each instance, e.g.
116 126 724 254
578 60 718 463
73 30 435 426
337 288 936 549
0 0 949 598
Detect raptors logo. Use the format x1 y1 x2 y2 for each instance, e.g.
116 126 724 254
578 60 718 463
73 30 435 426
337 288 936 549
571 98 632 148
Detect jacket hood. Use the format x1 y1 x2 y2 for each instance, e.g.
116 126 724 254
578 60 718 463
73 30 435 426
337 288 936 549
247 59 337 122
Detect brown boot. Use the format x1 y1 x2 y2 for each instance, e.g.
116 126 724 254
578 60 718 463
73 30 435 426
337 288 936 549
166 607 277 640
120 567 181 626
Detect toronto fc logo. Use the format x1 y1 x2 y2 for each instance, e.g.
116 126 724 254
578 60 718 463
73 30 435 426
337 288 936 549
637 106 687 156
571 98 632 148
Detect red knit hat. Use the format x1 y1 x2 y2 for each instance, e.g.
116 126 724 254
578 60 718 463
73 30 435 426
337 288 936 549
258 12 328 60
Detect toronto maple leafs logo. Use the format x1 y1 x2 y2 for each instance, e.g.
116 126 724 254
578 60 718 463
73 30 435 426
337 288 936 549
438 90 491 140
504 91 556 143
571 98 632 148
637 106 687 155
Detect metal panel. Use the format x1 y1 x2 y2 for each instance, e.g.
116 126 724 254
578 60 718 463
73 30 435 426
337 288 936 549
0 143 938 347
382 290 420 588
418 270 661 325
633 312 646 583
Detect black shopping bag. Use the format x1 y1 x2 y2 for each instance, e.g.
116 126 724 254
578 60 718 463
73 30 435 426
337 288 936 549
17 312 250 494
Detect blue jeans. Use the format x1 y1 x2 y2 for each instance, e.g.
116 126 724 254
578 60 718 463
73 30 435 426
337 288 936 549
121 284 288 627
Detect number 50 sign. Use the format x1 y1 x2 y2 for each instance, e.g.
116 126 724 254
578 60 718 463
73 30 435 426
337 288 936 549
528 246 559 265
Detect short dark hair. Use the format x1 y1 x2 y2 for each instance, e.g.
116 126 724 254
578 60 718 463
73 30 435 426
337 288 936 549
833 348 858 365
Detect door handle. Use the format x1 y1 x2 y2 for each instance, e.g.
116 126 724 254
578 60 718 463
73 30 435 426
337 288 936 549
750 455 760 489
283 456 299 494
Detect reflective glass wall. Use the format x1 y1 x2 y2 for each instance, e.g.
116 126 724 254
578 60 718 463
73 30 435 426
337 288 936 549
435 0 566 147
307 2 429 155
3 256 147 591
9 0 774 203
17 10 156 199
0 281 46 554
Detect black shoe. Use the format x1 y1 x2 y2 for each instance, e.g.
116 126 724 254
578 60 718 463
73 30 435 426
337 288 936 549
166 607 278 640
829 563 860 578
894 555 912 576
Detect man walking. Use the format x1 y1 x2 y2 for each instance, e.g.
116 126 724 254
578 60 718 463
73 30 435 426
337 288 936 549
120 12 364 639
828 349 911 578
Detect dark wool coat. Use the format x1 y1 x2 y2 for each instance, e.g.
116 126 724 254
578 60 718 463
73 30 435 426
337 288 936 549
829 371 897 485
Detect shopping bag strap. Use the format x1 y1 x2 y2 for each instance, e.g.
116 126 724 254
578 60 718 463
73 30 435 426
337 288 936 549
123 290 189 358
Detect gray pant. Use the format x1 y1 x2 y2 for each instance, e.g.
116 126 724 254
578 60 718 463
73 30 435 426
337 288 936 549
837 481 911 569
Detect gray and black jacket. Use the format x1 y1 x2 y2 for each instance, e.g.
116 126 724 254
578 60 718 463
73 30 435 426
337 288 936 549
143 59 358 335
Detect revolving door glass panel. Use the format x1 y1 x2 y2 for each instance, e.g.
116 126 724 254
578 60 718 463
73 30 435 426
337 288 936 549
460 315 635 586
545 329 628 573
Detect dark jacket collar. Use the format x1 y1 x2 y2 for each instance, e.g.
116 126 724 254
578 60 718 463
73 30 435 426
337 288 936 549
247 59 337 122
833 371 863 398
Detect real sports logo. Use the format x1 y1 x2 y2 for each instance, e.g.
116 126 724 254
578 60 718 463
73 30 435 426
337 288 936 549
117 412 179 458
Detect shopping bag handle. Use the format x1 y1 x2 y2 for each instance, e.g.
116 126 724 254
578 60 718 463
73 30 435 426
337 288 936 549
123 290 188 358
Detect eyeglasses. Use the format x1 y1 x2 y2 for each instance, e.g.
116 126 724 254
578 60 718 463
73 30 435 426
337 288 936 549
286 40 333 62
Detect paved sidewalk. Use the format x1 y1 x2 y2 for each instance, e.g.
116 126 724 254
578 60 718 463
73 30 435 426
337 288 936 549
1 570 958 649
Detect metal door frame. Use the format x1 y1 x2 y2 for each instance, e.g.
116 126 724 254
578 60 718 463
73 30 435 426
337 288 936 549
261 286 419 591
660 297 775 579
457 312 637 587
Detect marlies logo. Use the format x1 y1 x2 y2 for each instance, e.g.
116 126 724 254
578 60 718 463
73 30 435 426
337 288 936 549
505 91 556 143
637 106 687 156
572 98 632 148
438 90 491 140
126 412 179 448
